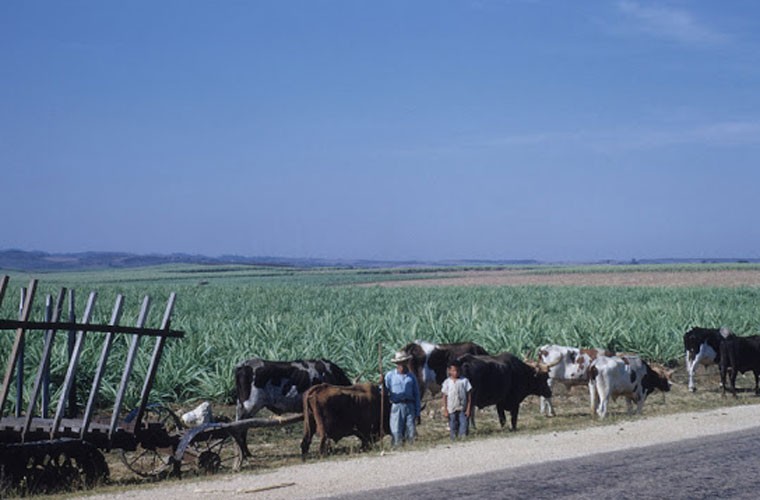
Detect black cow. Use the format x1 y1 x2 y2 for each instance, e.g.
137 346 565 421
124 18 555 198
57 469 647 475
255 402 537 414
719 335 760 397
683 326 732 392
459 352 552 431
396 340 489 397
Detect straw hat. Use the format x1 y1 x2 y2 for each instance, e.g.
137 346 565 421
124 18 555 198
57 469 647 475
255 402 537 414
391 352 412 364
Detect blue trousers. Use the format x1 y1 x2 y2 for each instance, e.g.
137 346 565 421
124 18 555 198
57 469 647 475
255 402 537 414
448 410 468 440
390 403 415 446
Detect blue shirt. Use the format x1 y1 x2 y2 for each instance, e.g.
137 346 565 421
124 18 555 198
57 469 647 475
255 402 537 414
385 369 421 417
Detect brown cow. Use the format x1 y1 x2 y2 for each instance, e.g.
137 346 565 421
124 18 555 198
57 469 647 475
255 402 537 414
301 383 390 459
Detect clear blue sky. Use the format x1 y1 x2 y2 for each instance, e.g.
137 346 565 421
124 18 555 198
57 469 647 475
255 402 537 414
2 1 759 261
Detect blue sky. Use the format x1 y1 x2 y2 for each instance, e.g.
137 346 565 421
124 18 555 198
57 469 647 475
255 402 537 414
2 1 759 261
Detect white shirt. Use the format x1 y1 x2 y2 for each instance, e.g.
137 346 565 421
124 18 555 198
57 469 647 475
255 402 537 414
441 376 472 413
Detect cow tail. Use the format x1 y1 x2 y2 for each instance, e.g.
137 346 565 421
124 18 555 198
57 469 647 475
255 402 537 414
303 390 314 435
301 389 316 459
589 365 598 380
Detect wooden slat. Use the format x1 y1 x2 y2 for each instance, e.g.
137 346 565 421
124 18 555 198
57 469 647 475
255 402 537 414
0 280 37 416
0 320 184 338
41 295 53 417
66 289 76 418
0 275 9 308
15 288 26 418
50 292 96 437
133 293 176 433
109 296 151 439
80 294 124 437
22 288 66 439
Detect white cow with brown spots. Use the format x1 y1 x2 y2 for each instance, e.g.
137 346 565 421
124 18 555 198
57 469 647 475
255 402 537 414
536 345 612 416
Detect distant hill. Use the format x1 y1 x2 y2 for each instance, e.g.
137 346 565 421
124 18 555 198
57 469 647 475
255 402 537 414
0 249 542 271
0 249 756 272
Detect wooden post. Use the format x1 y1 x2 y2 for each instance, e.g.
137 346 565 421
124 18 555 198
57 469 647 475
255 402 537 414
15 288 25 418
133 293 176 434
0 280 37 417
66 289 77 418
109 296 151 439
80 294 124 437
0 275 9 309
42 294 52 417
51 291 96 437
23 288 66 439
378 342 385 444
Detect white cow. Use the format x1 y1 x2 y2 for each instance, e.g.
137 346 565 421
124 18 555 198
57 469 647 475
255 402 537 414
588 354 672 419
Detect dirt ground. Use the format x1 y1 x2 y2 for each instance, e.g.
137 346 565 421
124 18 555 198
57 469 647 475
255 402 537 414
362 269 760 288
84 383 760 499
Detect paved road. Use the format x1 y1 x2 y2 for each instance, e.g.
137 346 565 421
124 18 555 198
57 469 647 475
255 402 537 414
338 427 760 499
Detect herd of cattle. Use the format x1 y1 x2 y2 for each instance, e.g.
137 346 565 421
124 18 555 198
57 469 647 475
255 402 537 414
182 326 760 459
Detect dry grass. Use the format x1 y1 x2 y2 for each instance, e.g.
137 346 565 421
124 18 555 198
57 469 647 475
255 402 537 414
363 269 760 288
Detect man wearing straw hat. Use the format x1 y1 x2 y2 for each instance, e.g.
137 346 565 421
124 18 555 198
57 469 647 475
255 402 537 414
384 351 421 446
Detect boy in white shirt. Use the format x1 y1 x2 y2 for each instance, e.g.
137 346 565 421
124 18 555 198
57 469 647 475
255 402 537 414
441 359 472 440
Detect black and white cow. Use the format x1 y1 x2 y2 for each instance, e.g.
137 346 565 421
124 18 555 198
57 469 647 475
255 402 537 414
588 354 672 418
235 358 352 420
234 358 351 463
396 340 489 398
459 352 552 431
683 326 732 391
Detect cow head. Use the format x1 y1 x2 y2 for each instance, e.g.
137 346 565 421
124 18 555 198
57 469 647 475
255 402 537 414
236 362 265 419
529 365 553 399
644 363 673 394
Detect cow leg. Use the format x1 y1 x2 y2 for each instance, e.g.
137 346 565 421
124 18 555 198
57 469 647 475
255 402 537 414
625 397 634 415
730 368 738 398
686 349 698 392
588 380 597 416
509 405 519 431
720 361 728 397
541 379 555 417
634 396 643 415
318 435 330 457
496 403 507 428
595 378 609 419
231 430 252 463
300 413 316 460
597 395 608 419
300 432 313 460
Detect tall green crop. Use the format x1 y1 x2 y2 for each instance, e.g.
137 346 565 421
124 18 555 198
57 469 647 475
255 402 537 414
1 268 759 412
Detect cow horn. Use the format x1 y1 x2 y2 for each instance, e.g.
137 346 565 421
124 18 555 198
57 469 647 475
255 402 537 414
352 369 367 385
538 357 561 371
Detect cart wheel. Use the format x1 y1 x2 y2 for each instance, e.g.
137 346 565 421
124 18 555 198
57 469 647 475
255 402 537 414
1 440 108 495
173 425 246 475
118 404 182 479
